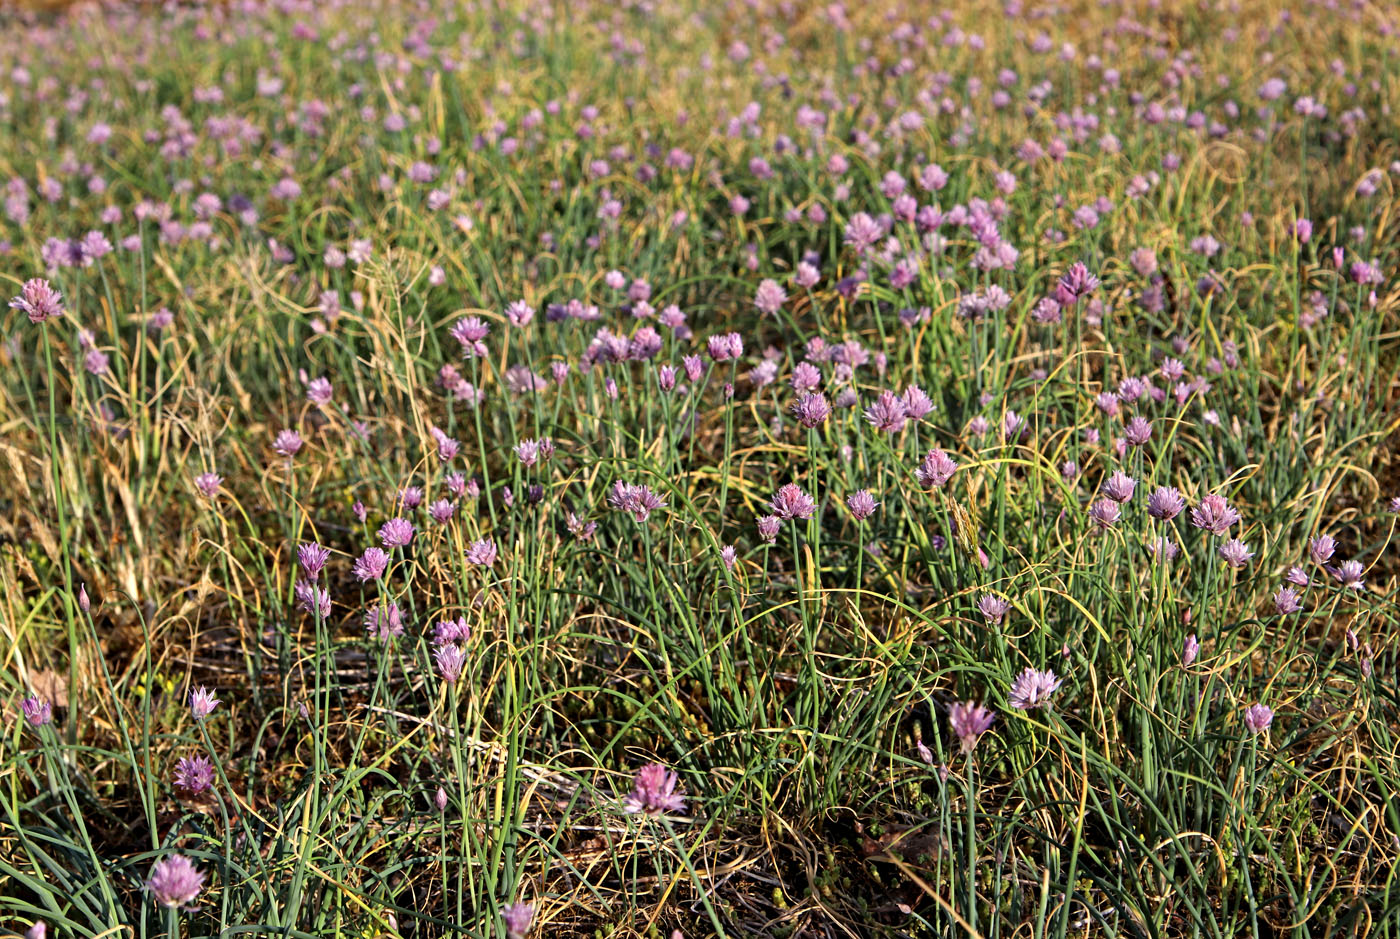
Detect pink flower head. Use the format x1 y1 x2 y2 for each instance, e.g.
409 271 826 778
1219 538 1254 568
902 385 934 421
378 517 415 548
1102 472 1136 503
1181 634 1200 667
1273 586 1302 614
365 602 406 641
706 332 744 361
1190 493 1240 536
977 594 1010 625
846 489 879 520
791 392 832 428
915 448 958 489
9 278 64 324
753 278 787 314
1123 415 1153 447
948 701 995 755
623 762 686 816
1308 535 1336 566
864 391 908 433
297 543 329 579
769 483 816 520
466 538 497 566
146 854 205 910
1147 486 1184 520
1008 667 1063 710
273 429 303 458
174 755 215 794
306 377 333 406
434 644 467 682
608 481 667 522
1243 704 1273 735
450 316 491 357
1089 498 1121 529
21 696 52 728
194 472 223 498
189 686 220 720
353 547 390 581
502 902 535 939
1333 560 1365 590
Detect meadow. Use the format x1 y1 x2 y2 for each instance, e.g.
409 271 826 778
1 0 1399 936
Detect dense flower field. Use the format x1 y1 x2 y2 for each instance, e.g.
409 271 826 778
2 0 1399 936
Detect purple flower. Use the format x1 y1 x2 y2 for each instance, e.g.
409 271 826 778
429 499 455 523
298 543 329 579
21 696 52 728
1308 535 1336 566
1147 486 1185 520
466 538 497 566
189 686 220 720
9 278 64 324
434 644 467 682
450 316 491 357
174 755 215 794
1123 416 1153 447
623 762 686 816
502 902 535 939
754 278 787 314
1003 410 1027 443
1147 537 1180 563
378 517 415 548
146 854 205 910
194 472 222 498
770 483 816 520
757 515 781 543
1008 668 1063 710
1056 261 1099 303
1190 494 1240 536
353 547 390 581
1285 566 1309 586
294 580 332 618
1333 560 1365 590
1102 472 1136 503
791 392 831 428
1181 634 1200 667
846 490 879 521
608 481 667 522
706 332 743 361
1273 586 1302 614
1243 704 1273 735
914 448 958 489
720 545 738 570
977 594 1010 625
863 391 909 433
365 602 406 641
306 377 333 406
513 438 554 467
1089 499 1121 530
902 385 934 422
843 212 883 251
433 616 471 645
948 701 995 755
273 429 303 458
1219 538 1254 568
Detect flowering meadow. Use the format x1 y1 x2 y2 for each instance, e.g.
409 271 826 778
2 0 1400 936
